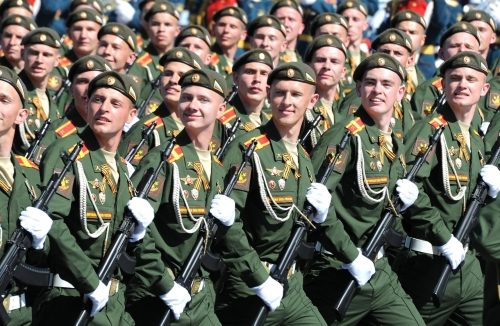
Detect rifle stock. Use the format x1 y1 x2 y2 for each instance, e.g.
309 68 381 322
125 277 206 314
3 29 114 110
25 119 52 161
137 76 161 118
124 121 158 163
74 139 177 326
216 118 241 161
298 114 323 147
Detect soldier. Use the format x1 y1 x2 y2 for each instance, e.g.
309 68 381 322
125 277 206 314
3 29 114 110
218 49 273 139
461 9 498 71
35 71 162 324
175 25 213 65
304 53 425 325
396 51 499 325
119 47 204 166
310 12 349 46
411 22 481 118
210 6 248 78
0 66 52 325
247 15 287 68
0 15 37 73
13 28 63 155
216 62 330 325
0 0 33 19
302 34 348 151
270 0 305 63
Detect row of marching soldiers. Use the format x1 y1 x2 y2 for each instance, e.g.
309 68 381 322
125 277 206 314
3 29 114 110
0 0 499 325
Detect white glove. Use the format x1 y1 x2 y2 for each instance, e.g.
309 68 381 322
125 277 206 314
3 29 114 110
209 194 235 226
306 182 331 224
251 276 283 311
114 0 135 24
160 282 191 320
480 165 500 198
19 207 53 250
480 121 490 136
437 235 465 270
341 249 375 287
84 281 109 316
396 179 419 210
127 197 155 242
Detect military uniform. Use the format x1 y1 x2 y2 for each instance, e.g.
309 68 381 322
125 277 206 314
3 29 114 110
0 14 37 73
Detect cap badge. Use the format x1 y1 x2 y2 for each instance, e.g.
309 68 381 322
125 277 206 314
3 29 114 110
463 56 470 64
86 60 95 69
112 26 119 33
259 52 265 60
192 74 200 82
287 68 295 78
389 34 396 42
377 57 385 66
107 76 116 85
39 34 47 42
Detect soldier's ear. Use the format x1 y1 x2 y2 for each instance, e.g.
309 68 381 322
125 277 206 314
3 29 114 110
480 81 490 97
15 107 28 126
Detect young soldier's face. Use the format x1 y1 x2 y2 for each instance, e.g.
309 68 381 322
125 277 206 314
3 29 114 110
1 25 30 62
250 27 287 64
376 44 412 68
341 9 368 45
160 61 194 105
396 21 425 53
87 87 137 137
274 7 304 45
315 24 349 46
444 67 490 111
69 20 101 57
178 36 212 65
233 61 272 105
23 44 60 81
470 20 496 53
310 46 346 91
178 85 225 132
213 16 247 50
269 80 318 130
0 81 27 134
97 35 135 72
147 12 180 51
71 70 102 119
439 33 480 60
356 68 405 119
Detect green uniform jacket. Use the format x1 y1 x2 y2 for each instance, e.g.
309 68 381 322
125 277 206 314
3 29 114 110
210 44 233 80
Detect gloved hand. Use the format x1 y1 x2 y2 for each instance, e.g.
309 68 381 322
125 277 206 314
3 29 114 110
19 207 53 250
396 179 419 210
341 249 375 287
114 0 135 24
480 121 490 136
209 194 235 226
127 197 155 242
160 282 191 320
251 276 283 311
84 281 108 316
480 165 500 198
306 182 331 223
437 235 465 270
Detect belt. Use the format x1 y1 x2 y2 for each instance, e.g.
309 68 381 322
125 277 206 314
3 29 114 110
2 293 26 312
166 268 205 296
315 243 385 261
52 274 120 296
403 236 469 256
261 261 296 280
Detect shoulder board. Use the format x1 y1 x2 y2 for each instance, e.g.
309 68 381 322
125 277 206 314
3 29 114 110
55 120 77 138
167 144 184 163
136 52 153 67
218 106 237 125
144 115 164 129
244 134 270 151
428 115 448 129
16 155 38 169
59 56 72 68
68 143 89 160
432 78 443 91
345 117 365 135
210 53 220 65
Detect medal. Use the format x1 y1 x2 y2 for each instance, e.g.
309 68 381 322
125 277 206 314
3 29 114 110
191 189 199 200
99 192 106 205
183 189 189 199
376 161 383 172
269 180 276 189
455 158 462 169
370 161 377 171
278 179 286 191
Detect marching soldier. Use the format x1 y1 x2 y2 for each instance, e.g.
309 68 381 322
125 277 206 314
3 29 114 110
13 28 64 155
396 51 499 325
35 71 162 324
304 53 425 325
175 25 213 66
270 0 305 63
0 66 52 325
216 62 330 325
0 15 37 73
247 15 287 68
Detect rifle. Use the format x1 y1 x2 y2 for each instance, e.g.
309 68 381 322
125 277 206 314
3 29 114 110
137 75 161 118
25 118 52 161
74 139 177 326
0 141 84 325
124 121 157 163
431 136 500 306
332 123 446 321
430 91 446 116
214 85 240 161
159 139 258 326
252 130 352 326
298 114 323 147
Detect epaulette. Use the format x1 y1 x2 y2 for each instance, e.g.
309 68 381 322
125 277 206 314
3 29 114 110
144 115 164 129
432 78 443 91
210 53 220 65
55 120 77 138
244 134 270 151
428 115 448 129
68 143 90 160
59 56 72 68
345 117 365 135
218 106 237 125
16 155 38 169
136 52 153 67
167 144 184 163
